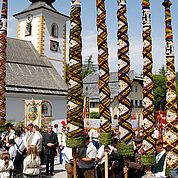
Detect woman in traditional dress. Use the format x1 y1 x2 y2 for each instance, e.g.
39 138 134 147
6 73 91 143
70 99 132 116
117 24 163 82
23 145 40 178
0 150 14 178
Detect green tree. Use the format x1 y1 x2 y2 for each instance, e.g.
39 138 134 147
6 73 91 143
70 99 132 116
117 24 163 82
153 66 167 111
82 54 97 78
90 112 100 119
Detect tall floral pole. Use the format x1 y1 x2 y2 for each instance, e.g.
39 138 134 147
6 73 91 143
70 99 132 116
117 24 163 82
117 0 133 157
0 0 7 125
96 0 112 145
96 1 112 177
162 0 178 175
66 0 84 148
141 0 155 166
66 1 84 177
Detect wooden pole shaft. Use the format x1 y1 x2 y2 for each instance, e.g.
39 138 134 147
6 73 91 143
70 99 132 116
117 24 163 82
124 161 128 178
105 151 108 178
72 148 77 178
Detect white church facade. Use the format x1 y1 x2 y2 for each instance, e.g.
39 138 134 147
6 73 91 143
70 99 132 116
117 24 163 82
5 0 69 127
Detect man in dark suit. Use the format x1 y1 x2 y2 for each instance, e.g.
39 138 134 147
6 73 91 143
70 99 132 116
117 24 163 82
42 125 58 175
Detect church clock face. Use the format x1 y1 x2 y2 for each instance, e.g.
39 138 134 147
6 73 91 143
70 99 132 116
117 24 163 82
26 14 33 23
50 40 59 52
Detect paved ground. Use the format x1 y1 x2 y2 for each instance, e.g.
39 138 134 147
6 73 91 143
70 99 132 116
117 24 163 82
40 157 67 178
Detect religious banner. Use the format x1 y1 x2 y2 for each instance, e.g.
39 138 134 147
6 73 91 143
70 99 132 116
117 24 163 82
24 100 43 128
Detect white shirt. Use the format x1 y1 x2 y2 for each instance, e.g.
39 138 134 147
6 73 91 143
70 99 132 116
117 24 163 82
78 142 97 169
31 131 41 146
0 159 14 178
15 137 25 153
31 131 42 152
62 147 73 164
155 150 166 178
8 130 15 140
23 155 40 175
24 131 34 148
96 145 115 164
58 131 66 147
9 145 17 162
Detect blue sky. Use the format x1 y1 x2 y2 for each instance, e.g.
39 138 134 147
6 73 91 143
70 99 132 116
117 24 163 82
7 0 178 73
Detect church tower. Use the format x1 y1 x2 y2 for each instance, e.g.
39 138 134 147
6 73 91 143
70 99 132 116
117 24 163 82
13 0 69 80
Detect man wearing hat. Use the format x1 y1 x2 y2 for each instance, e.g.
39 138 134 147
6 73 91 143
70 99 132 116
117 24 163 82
126 135 144 178
58 121 67 164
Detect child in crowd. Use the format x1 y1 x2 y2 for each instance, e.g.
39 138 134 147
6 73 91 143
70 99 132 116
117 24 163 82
23 145 41 178
0 150 14 178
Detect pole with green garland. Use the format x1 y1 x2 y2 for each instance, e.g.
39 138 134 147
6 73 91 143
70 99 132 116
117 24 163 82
96 1 112 177
0 0 7 126
66 1 84 177
117 1 134 177
117 0 134 157
96 0 112 146
66 0 84 148
141 0 155 166
162 0 178 176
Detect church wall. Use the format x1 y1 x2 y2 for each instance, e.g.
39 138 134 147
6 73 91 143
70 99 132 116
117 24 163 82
6 94 67 126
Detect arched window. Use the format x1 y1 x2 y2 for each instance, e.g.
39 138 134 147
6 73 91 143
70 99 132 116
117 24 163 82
51 23 58 37
25 23 32 36
41 101 52 117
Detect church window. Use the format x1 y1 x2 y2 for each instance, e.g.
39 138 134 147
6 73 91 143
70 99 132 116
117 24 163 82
25 23 32 36
51 23 58 37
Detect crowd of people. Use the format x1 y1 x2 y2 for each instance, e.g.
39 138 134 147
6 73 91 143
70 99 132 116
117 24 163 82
0 122 175 178
0 123 58 177
62 126 170 178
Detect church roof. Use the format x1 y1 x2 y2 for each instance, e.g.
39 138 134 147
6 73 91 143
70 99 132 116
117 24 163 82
13 1 70 19
83 71 143 102
6 37 68 96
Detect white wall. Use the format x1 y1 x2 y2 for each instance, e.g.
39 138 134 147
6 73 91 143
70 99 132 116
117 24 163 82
6 94 67 125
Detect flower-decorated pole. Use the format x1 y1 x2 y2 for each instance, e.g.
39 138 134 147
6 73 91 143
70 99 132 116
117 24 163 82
162 0 178 175
0 0 7 125
117 0 133 158
66 0 84 148
96 0 112 145
141 0 155 166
